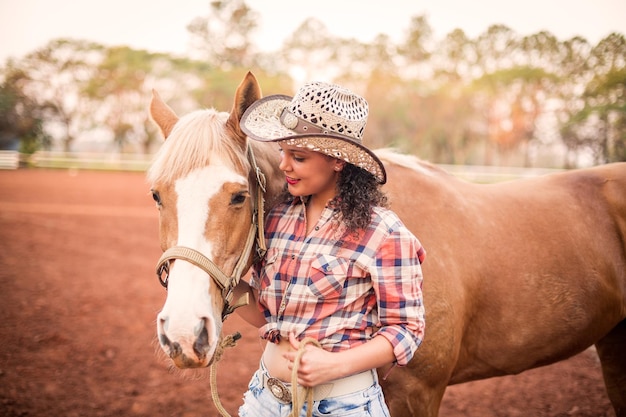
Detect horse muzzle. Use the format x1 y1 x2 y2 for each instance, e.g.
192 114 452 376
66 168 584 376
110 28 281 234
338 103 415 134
157 316 219 368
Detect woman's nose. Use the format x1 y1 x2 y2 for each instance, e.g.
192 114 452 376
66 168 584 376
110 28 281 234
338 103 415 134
278 155 289 171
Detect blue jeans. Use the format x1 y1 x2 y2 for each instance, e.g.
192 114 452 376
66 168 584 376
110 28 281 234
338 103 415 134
238 368 391 417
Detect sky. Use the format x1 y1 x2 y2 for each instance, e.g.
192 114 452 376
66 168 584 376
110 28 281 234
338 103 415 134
0 0 625 64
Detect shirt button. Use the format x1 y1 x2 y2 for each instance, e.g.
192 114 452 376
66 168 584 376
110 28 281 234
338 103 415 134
315 226 320 231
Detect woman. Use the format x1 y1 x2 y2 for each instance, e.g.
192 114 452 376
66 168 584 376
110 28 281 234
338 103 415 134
235 81 426 417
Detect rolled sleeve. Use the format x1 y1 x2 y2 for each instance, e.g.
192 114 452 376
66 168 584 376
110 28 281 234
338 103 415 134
371 221 425 366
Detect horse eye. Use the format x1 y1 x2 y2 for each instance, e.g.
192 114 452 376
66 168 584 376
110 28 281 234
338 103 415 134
230 191 248 206
151 190 161 205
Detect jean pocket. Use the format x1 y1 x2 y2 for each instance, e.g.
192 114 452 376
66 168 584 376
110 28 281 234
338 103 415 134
316 384 390 417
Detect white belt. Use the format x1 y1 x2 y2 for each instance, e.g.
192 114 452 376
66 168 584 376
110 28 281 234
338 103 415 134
259 363 375 404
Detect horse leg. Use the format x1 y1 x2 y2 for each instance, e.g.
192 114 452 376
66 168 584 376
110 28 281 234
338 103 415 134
595 318 626 417
379 368 446 417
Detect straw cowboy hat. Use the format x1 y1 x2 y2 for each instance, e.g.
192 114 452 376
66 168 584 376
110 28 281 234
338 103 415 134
240 81 387 184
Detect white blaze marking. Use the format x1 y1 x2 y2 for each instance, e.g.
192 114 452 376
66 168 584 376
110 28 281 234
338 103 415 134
175 164 246 253
159 164 246 342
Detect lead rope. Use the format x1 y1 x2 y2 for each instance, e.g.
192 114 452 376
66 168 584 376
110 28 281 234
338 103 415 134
290 337 322 417
209 332 242 417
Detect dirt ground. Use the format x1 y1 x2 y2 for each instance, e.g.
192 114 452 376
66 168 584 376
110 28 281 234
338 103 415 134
0 169 616 417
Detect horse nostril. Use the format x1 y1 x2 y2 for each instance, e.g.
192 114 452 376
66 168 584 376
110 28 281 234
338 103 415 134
193 320 209 360
170 342 182 358
159 332 171 348
157 316 170 347
193 318 205 337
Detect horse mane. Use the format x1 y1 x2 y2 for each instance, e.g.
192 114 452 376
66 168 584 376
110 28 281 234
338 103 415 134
147 109 249 184
374 148 449 177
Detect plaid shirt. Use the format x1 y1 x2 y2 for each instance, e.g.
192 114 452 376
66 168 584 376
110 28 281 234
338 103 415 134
250 197 425 366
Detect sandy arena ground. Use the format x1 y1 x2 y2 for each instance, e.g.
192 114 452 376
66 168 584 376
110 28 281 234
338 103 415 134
0 169 615 417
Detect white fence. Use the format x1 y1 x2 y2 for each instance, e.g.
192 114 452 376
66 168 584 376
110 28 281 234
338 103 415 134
4 151 565 182
28 151 154 171
0 151 20 169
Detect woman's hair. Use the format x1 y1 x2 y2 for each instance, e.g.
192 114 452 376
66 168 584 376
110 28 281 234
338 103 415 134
332 163 388 232
277 163 387 234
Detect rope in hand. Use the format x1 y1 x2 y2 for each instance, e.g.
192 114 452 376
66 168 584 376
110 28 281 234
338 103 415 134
209 332 241 417
289 337 322 417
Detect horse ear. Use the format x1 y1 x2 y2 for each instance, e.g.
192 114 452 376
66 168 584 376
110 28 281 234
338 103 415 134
226 71 262 148
150 89 179 139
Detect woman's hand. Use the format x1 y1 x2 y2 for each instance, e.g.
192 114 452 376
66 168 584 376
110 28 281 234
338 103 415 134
282 332 343 387
282 332 397 387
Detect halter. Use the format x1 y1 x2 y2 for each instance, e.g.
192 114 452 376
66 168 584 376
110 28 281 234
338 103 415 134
155 143 267 321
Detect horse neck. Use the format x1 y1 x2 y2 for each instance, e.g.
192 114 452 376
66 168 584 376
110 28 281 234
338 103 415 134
249 140 284 210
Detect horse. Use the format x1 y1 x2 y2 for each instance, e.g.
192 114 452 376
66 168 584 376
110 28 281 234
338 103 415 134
147 71 626 416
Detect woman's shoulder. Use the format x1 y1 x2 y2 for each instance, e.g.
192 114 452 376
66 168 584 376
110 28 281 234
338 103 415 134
369 206 419 240
369 206 425 261
371 205 403 227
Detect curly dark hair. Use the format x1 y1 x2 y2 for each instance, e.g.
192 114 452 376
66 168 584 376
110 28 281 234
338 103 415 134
277 163 387 235
331 164 388 233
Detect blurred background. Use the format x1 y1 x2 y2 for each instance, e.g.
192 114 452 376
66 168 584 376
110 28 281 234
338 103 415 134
0 3 622 415
0 0 625 171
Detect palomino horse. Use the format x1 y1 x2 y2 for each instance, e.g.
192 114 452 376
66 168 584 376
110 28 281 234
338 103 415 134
147 72 626 416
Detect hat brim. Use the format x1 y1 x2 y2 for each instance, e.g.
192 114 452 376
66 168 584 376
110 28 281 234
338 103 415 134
241 95 387 184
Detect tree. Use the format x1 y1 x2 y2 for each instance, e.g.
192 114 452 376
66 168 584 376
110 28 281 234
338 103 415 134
433 28 475 83
187 0 259 69
562 33 626 164
397 15 433 79
16 38 103 152
585 33 626 163
0 63 50 153
552 36 593 167
84 46 160 153
469 66 555 166
281 18 339 83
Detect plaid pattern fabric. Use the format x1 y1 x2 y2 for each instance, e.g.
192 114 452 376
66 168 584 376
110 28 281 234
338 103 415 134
251 198 425 366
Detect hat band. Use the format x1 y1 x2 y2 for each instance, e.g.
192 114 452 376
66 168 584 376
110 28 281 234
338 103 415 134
279 108 357 143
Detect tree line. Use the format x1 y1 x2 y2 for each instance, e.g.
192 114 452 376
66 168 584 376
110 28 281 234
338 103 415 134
1 0 625 168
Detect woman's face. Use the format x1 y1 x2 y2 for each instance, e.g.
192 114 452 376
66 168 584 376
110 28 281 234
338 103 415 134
277 144 345 203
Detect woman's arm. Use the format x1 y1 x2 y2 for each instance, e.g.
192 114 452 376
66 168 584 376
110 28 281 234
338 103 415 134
232 279 266 328
283 332 395 387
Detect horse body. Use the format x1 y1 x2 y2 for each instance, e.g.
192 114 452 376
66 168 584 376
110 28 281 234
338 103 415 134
378 157 626 414
148 72 626 416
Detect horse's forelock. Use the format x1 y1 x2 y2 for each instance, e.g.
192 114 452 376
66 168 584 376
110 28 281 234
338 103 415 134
148 109 249 185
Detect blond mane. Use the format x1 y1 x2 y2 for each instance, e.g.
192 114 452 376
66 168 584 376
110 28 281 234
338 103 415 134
374 148 445 177
147 109 249 184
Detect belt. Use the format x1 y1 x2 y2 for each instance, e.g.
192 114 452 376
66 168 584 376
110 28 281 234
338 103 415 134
259 364 375 404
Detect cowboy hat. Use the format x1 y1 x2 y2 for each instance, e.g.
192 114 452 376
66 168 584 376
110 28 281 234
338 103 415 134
240 82 386 184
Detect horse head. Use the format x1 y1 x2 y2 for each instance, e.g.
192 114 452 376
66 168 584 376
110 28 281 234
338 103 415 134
147 72 280 368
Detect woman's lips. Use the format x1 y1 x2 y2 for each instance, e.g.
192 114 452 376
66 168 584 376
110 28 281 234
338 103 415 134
286 176 299 185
